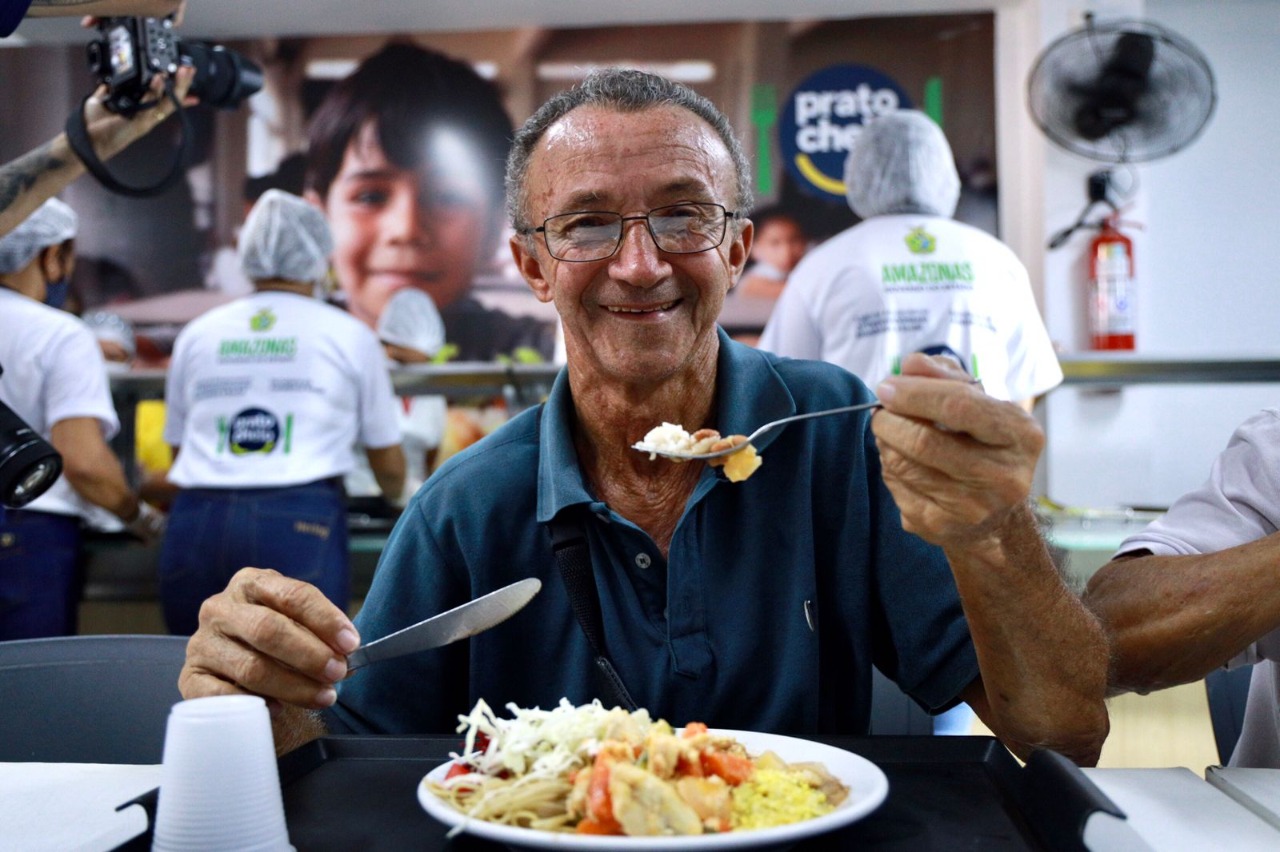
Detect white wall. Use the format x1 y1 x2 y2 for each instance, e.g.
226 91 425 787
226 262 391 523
1040 0 1280 509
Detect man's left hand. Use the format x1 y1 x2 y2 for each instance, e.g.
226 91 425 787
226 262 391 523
870 352 1044 549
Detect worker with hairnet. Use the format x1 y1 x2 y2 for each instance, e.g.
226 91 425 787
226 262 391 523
158 189 406 634
0 198 165 639
759 109 1062 412
758 111 1064 737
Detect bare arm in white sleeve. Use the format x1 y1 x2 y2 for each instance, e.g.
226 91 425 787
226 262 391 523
1085 408 1280 693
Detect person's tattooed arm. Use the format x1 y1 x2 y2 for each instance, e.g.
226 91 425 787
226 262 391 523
0 142 75 239
0 66 193 237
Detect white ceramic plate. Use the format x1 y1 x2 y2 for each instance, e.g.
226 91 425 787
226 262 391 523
417 729 889 850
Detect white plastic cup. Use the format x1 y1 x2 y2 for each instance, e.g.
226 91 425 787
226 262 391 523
152 695 293 852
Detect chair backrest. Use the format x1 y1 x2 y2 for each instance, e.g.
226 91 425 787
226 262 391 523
0 634 187 764
1205 664 1254 765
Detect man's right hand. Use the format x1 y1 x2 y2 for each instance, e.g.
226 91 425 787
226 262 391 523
179 568 361 715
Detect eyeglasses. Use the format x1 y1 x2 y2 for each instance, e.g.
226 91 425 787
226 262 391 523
521 202 739 262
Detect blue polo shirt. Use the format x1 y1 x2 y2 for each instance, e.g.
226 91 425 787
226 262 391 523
333 330 977 735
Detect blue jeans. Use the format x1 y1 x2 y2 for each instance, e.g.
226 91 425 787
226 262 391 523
0 508 82 640
158 480 350 635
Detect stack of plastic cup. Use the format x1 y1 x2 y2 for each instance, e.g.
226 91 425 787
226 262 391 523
152 695 293 851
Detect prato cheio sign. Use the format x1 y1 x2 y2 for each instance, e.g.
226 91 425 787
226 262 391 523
780 64 913 200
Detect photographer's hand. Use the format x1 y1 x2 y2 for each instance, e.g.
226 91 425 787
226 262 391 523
81 64 196 157
0 64 195 238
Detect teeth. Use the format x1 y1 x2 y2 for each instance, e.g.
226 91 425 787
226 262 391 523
607 301 677 314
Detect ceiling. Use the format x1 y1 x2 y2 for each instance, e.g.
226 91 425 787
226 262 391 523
8 0 1003 44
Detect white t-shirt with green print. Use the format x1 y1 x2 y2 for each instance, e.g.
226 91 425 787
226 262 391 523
164 290 401 488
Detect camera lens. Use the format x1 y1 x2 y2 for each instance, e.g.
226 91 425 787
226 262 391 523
178 42 264 109
0 402 63 509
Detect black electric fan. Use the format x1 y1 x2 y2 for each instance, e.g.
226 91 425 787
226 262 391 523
1029 14 1217 247
1028 14 1216 164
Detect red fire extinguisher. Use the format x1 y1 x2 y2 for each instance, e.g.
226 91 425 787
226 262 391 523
1088 213 1136 351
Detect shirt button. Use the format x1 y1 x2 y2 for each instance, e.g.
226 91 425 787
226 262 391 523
634 552 651 570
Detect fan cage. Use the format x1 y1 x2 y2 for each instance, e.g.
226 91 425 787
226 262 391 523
1027 18 1217 164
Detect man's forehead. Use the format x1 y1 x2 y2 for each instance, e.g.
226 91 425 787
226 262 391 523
528 104 733 203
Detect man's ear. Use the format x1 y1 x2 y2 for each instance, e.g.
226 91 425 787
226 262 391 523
510 233 554 304
728 219 754 285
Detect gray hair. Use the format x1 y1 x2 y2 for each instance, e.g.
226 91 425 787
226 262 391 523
505 68 753 231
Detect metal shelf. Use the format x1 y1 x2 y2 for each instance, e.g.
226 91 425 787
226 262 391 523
109 362 562 399
1058 354 1280 386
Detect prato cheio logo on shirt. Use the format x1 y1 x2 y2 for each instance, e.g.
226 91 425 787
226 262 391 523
220 407 294 455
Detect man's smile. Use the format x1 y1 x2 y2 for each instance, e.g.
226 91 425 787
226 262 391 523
604 299 680 315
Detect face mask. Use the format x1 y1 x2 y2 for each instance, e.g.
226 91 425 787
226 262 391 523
43 279 70 310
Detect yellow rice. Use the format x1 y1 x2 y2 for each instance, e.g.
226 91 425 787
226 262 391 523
730 768 834 830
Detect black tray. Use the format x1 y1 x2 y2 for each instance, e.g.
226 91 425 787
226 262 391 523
271 735 1120 852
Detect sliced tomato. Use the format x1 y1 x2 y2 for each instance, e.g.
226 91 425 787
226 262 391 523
444 762 473 780
443 761 477 793
586 756 623 833
701 750 754 786
682 721 709 739
675 750 704 778
576 818 622 835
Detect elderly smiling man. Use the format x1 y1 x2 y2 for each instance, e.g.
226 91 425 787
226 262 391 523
179 69 1109 766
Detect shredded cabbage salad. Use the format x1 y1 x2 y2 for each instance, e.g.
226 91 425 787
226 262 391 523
452 698 658 783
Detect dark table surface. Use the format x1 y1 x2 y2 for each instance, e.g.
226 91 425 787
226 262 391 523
274 734 1113 852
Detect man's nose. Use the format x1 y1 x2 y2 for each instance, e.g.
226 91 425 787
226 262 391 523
608 216 667 281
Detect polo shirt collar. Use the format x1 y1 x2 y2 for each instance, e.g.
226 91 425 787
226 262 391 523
535 327 798 524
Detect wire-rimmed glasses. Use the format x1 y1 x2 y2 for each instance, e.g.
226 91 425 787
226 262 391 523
521 202 739 262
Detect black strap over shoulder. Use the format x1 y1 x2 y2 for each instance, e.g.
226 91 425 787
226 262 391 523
64 88 191 198
548 510 638 712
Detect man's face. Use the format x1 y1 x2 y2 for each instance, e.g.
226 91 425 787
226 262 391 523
751 217 807 276
511 105 750 387
314 122 496 327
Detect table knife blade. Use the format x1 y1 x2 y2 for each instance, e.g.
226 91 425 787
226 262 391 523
346 577 541 671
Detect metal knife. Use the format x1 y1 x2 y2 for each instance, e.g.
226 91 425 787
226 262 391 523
345 577 541 672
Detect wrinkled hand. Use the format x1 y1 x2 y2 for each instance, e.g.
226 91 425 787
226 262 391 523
124 500 166 543
870 353 1044 549
179 568 361 715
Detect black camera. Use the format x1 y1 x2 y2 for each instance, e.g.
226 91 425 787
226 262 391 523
86 16 264 114
0 366 62 509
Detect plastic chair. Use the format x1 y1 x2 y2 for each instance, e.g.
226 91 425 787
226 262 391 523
0 634 187 764
1205 664 1254 765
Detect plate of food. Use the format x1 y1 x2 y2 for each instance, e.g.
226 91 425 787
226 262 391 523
418 699 888 850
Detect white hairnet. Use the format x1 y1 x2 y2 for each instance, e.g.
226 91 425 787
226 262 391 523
83 311 137 357
844 110 961 220
0 198 78 274
238 189 334 284
377 288 445 357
